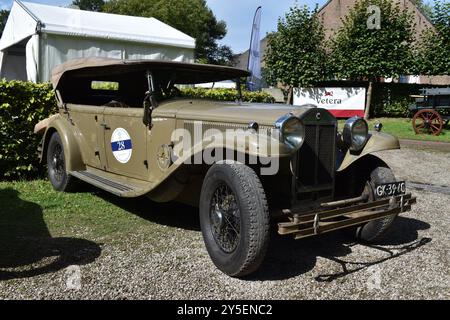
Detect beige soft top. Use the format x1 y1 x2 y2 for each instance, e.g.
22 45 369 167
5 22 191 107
51 58 250 89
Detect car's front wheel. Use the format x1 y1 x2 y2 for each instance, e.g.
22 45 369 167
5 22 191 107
47 132 77 192
199 162 270 277
356 166 398 243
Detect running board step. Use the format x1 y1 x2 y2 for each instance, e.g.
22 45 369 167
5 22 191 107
69 169 151 197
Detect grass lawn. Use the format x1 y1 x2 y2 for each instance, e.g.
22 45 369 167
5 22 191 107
0 179 199 271
338 118 450 143
0 180 144 242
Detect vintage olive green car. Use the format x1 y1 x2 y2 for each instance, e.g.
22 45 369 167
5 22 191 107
35 58 416 277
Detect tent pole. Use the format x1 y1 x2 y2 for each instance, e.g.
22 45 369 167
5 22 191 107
36 34 40 82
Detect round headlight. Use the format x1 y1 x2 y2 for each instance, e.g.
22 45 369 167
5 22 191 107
343 117 369 151
275 114 305 151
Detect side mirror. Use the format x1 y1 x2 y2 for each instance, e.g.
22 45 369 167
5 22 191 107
374 123 383 132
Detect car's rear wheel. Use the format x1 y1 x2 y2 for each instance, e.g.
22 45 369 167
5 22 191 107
47 132 77 192
356 166 397 243
199 162 270 277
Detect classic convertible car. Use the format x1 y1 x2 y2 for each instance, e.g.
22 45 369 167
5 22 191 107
35 58 416 277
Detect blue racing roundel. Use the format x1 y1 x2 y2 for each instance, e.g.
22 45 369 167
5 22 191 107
111 128 132 163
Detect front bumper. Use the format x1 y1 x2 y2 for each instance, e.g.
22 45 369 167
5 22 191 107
278 193 416 239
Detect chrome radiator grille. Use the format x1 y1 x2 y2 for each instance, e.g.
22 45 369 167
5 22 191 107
296 124 336 192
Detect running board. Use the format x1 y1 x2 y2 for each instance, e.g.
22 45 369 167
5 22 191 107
69 169 151 197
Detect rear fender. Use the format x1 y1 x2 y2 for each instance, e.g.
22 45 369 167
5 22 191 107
36 114 86 172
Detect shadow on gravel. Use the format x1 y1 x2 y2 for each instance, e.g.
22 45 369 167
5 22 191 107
249 231 349 281
314 237 432 283
91 187 431 282
96 191 200 231
372 216 430 246
0 188 102 281
249 216 431 281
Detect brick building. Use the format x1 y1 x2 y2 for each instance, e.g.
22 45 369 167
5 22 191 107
318 0 433 41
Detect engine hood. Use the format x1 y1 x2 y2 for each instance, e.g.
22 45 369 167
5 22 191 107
153 99 317 126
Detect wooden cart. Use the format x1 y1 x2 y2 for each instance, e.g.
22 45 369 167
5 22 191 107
410 88 450 136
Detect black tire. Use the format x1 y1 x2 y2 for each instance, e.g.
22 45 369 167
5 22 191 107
356 166 397 243
47 132 77 192
199 161 270 277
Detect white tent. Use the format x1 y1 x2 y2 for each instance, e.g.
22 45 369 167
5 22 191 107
0 0 195 82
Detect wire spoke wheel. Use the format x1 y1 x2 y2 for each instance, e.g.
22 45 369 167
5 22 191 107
209 183 241 253
200 163 270 276
47 132 77 192
51 143 65 182
412 109 444 136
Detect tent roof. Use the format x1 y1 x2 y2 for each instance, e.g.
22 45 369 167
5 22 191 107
0 0 196 51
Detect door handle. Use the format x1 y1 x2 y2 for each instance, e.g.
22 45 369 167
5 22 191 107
100 123 111 130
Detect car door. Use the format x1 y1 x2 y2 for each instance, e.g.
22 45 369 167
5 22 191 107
102 107 150 181
67 104 106 169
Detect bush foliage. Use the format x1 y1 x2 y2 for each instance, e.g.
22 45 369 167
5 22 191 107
180 88 275 103
371 84 417 118
0 80 57 180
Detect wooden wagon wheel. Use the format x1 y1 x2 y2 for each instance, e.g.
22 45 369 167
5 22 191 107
412 109 444 136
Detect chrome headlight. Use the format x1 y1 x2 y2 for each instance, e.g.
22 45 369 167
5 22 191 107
343 117 369 151
275 114 305 151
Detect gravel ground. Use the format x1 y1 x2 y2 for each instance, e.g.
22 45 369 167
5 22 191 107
1 146 449 300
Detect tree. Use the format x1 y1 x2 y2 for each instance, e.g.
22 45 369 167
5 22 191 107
0 10 9 38
416 0 450 75
330 0 415 119
206 44 234 66
264 5 327 104
102 0 232 65
71 0 105 12
410 0 433 19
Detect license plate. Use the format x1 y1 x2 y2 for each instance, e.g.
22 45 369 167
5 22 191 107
375 181 406 197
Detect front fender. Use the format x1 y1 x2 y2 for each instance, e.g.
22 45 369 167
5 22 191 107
146 129 291 194
171 129 292 162
337 131 400 171
36 114 86 172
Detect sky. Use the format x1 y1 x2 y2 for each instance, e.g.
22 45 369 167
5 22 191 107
0 0 436 53
206 0 329 53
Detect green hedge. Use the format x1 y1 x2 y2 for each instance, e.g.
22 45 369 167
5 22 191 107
372 83 418 118
180 88 276 103
0 80 57 180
